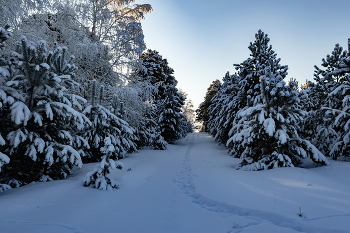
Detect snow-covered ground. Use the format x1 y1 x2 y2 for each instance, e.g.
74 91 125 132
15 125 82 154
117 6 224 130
1 132 349 233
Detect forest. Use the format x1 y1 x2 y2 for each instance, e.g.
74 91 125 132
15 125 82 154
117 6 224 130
196 30 350 171
1 0 350 193
0 0 194 191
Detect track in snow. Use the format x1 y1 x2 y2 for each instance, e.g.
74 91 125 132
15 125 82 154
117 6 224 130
175 133 349 233
0 220 82 233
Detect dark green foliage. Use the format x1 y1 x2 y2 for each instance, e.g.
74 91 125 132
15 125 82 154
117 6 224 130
135 49 189 143
196 79 221 132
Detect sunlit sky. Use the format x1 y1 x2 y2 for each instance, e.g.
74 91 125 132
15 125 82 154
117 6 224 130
141 0 350 109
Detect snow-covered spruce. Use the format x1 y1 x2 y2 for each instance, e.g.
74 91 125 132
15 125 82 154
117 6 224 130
83 137 122 190
227 68 329 170
1 37 91 183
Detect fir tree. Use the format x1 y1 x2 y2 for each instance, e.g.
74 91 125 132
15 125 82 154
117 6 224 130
323 41 350 160
233 30 288 109
134 49 177 101
112 84 167 150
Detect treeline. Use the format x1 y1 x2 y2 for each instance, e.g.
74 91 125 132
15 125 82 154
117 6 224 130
197 30 350 171
0 0 193 191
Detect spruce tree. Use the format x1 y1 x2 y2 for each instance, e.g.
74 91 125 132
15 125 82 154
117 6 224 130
233 30 288 110
324 41 350 160
136 105 167 150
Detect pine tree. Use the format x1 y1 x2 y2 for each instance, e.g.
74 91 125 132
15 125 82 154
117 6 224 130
1 36 91 183
304 41 350 157
137 105 167 150
207 72 241 144
83 136 122 190
227 67 328 170
158 85 187 143
323 41 350 160
196 79 221 132
135 49 188 143
0 23 14 191
83 81 137 162
135 49 177 101
111 84 167 150
233 30 288 109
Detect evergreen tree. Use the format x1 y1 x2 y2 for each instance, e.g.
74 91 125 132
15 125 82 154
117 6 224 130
1 36 90 183
305 41 350 157
83 136 122 190
324 41 350 160
83 81 137 162
137 105 167 150
158 85 187 143
135 49 177 101
207 72 241 144
0 23 14 191
135 49 188 143
114 78 167 150
196 79 221 132
179 89 195 131
227 67 328 170
233 30 288 109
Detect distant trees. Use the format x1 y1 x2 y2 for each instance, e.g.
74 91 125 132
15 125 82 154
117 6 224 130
196 79 221 132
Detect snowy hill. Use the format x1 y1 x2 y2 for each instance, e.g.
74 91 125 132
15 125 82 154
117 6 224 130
0 132 349 233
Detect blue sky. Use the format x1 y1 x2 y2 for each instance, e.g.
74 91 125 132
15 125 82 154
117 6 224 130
141 0 350 109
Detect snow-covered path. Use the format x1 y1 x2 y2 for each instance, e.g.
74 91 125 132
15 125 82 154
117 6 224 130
1 132 350 233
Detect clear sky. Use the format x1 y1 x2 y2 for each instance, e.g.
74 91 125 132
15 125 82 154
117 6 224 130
140 0 350 109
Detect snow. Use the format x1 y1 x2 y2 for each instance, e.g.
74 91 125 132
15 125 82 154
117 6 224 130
263 118 275 136
0 132 350 233
0 152 10 171
10 102 31 125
